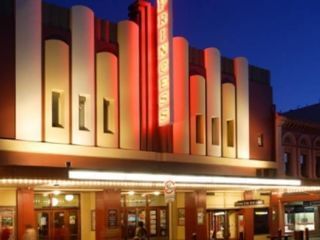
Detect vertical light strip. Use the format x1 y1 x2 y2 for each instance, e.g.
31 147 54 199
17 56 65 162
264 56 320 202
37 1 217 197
157 0 173 126
15 0 42 141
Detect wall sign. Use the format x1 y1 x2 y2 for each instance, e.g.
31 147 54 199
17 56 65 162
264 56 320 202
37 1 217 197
177 208 185 226
107 209 118 229
157 0 173 126
197 208 204 225
235 199 264 207
164 180 175 203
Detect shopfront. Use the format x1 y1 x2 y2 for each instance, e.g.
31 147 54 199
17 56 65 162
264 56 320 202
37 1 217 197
284 201 320 237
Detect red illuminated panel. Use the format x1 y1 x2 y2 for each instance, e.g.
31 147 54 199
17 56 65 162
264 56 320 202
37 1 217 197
157 0 172 126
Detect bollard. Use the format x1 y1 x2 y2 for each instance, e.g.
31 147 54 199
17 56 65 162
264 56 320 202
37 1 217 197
278 229 282 238
305 228 309 240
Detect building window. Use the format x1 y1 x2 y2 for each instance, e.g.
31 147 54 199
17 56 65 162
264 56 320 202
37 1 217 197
196 115 204 144
227 120 234 147
211 117 219 145
79 96 88 131
258 134 263 147
52 91 63 128
103 99 113 134
299 154 308 178
316 157 320 178
283 152 291 176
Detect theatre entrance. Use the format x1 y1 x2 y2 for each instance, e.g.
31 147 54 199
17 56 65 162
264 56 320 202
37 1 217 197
34 193 80 240
121 192 168 240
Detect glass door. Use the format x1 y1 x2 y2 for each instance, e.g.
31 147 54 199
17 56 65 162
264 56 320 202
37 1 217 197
53 210 67 240
149 207 168 240
36 209 80 240
37 211 50 240
126 208 146 239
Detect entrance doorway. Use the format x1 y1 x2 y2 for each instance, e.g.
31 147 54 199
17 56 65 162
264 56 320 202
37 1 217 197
207 210 239 239
37 209 80 240
34 193 80 240
121 192 168 240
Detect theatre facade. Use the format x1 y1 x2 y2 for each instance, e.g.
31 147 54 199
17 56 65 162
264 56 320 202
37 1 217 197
0 0 319 239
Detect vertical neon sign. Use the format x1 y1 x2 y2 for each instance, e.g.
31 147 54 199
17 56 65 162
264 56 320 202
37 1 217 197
157 0 172 126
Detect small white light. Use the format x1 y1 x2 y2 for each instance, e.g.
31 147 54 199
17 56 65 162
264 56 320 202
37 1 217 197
65 194 74 202
52 197 59 207
255 211 268 215
153 191 161 196
128 191 135 196
214 212 225 216
53 190 61 196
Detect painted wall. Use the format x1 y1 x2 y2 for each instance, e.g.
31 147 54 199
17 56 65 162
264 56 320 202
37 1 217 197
15 0 42 141
250 81 274 161
190 75 206 156
222 83 236 158
173 37 189 154
96 52 119 148
185 191 207 240
81 192 96 240
0 189 16 206
17 188 35 240
71 5 95 146
118 20 140 150
207 192 243 209
205 48 221 157
44 40 70 144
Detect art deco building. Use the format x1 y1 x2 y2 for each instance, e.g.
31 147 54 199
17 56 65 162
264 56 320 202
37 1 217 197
0 0 313 239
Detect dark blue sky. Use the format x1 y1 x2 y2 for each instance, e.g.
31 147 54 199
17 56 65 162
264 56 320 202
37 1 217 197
46 0 320 112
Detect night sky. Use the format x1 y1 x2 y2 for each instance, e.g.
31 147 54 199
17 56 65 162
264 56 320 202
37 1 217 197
45 0 320 112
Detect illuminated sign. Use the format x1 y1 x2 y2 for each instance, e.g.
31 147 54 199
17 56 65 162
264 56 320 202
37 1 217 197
157 0 172 126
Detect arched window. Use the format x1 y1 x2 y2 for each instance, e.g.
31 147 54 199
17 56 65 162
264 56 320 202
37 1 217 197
282 132 296 146
313 137 320 149
299 135 311 148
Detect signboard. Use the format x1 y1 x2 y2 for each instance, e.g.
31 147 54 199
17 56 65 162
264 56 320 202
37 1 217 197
164 180 175 203
304 201 320 207
107 209 118 228
235 199 264 207
157 0 173 126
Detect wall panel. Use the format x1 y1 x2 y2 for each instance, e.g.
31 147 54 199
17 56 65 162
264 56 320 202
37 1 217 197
234 57 249 159
190 75 206 156
71 5 95 146
96 52 119 148
118 20 140 150
44 40 70 144
204 48 221 157
15 0 42 141
173 37 189 154
222 83 236 158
